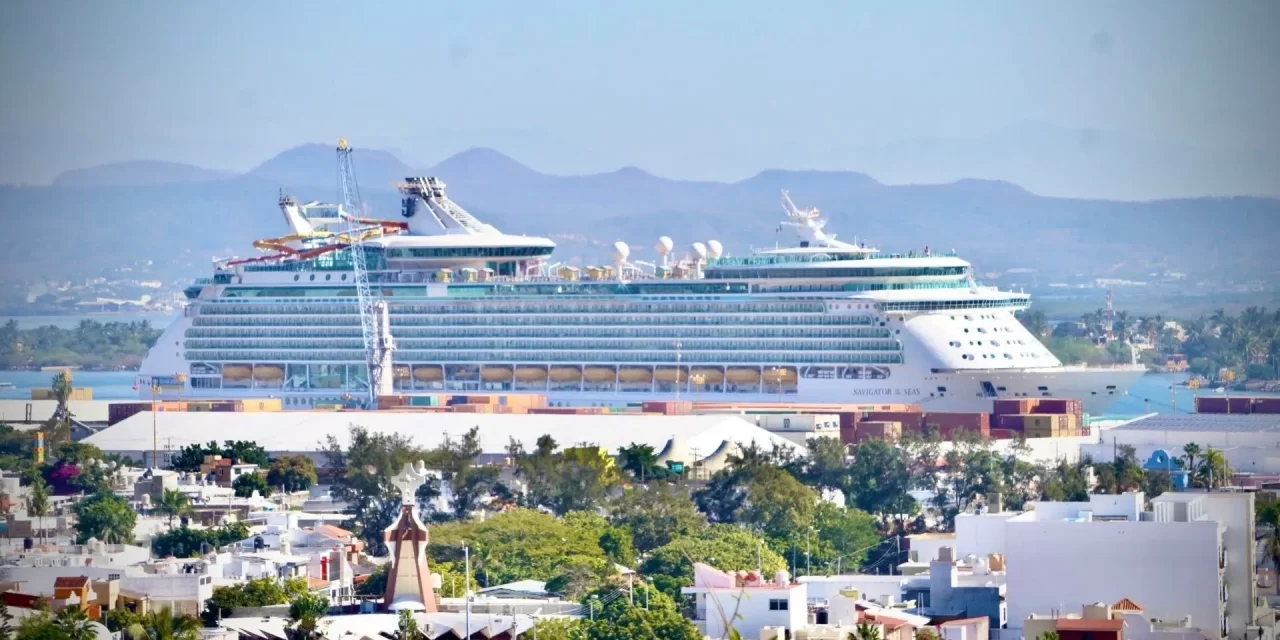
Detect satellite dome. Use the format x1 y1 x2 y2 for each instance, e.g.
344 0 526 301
612 241 631 263
691 242 708 260
655 236 674 255
706 240 723 259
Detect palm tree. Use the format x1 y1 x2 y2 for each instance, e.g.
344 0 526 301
1199 448 1232 489
54 606 95 640
26 476 50 546
155 489 191 529
849 622 881 640
124 607 201 640
1182 443 1202 484
51 370 74 422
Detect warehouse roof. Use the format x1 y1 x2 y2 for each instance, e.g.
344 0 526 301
83 411 805 458
1112 413 1280 433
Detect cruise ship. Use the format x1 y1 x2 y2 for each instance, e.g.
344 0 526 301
138 177 1144 413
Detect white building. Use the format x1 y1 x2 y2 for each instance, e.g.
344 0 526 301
1004 492 1270 640
1083 414 1280 475
683 564 807 640
796 574 906 607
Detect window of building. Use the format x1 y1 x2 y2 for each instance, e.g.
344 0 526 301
768 599 789 611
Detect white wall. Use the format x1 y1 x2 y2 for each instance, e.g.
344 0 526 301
1083 440 1280 476
955 513 1015 559
1005 517 1222 635
1198 493 1256 639
797 575 905 606
699 585 807 640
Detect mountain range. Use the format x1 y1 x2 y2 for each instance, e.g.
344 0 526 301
4 144 1279 287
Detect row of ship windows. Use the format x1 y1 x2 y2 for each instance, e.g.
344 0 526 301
199 301 833 315
183 327 895 340
706 266 967 279
185 351 906 364
881 299 1027 311
190 314 882 328
184 338 903 352
948 338 1029 348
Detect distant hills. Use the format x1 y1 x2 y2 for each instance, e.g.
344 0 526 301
53 160 234 187
5 144 1279 287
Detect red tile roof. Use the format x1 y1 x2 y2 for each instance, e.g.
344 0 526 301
314 524 353 540
1057 619 1125 632
1112 597 1144 612
53 576 90 589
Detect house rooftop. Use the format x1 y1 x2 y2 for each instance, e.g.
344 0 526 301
1056 618 1126 632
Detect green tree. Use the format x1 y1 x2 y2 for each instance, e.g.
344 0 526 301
787 436 850 494
607 485 706 553
617 443 672 483
205 577 309 619
916 628 940 640
428 509 614 587
845 439 917 517
267 455 318 493
1182 442 1203 484
169 441 220 473
233 472 272 498
394 609 423 640
323 425 432 555
580 584 701 640
151 522 250 558
73 491 137 544
155 489 192 528
851 621 882 640
531 618 588 640
0 600 13 640
437 426 500 519
54 606 94 640
123 607 201 640
285 593 329 640
510 437 621 515
1198 448 1232 489
25 475 50 545
641 525 785 599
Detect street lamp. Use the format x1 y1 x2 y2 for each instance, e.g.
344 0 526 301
768 367 787 403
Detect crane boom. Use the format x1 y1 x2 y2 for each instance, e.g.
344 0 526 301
337 139 381 407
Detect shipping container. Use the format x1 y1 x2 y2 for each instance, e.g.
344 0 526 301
864 411 924 432
1228 397 1253 414
856 421 902 442
451 404 493 414
922 412 991 434
641 401 693 416
1254 398 1280 414
993 399 1037 415
995 414 1027 430
989 429 1018 440
1195 396 1229 414
1035 399 1083 415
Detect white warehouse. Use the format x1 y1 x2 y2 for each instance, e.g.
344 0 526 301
1084 413 1280 474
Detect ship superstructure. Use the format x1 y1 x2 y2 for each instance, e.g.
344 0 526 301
140 183 1144 413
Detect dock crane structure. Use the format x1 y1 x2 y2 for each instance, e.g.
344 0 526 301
337 139 394 406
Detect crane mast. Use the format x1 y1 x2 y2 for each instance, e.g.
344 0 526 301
336 139 384 407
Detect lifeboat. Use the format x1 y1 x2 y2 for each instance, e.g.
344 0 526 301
253 365 284 381
550 366 582 382
481 365 513 382
654 367 684 383
516 366 548 382
449 366 479 380
618 367 653 383
394 365 411 380
584 366 616 382
690 367 725 384
222 364 252 381
766 367 798 384
413 366 444 382
726 367 762 384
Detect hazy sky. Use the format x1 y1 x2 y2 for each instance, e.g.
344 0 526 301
1 0 1277 194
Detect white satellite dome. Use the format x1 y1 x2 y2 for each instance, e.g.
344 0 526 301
706 240 723 259
612 241 631 263
691 242 708 260
655 236 674 255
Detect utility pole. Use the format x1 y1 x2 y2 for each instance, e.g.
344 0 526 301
464 544 471 634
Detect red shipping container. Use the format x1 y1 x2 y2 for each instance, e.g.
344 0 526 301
989 429 1017 440
1196 397 1229 414
1227 397 1253 414
923 412 991 434
1035 399 1083 416
864 411 924 432
1253 398 1280 414
994 399 1037 415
